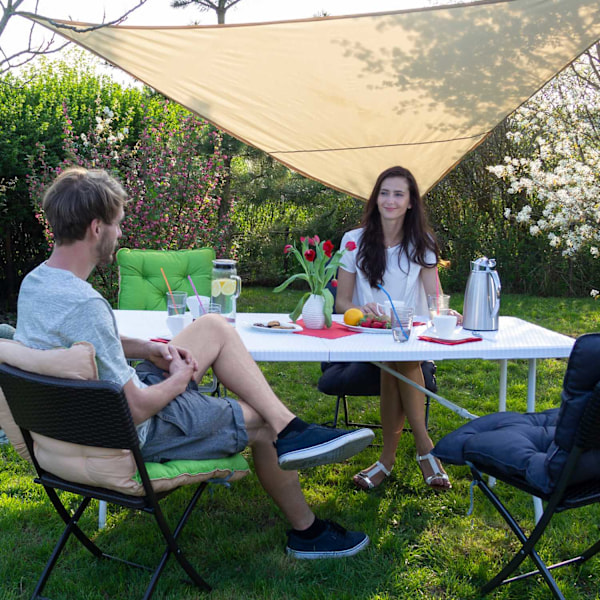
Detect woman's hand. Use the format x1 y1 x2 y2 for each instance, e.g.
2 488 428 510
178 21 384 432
361 302 385 316
449 309 463 325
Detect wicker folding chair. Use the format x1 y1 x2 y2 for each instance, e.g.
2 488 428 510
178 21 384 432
0 362 247 599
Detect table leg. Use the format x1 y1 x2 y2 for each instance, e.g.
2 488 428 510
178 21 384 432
527 358 537 412
98 500 107 529
373 361 479 421
489 360 508 490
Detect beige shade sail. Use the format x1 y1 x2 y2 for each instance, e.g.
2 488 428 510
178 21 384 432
30 0 600 199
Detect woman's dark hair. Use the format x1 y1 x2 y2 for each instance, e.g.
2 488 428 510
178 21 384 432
357 166 439 287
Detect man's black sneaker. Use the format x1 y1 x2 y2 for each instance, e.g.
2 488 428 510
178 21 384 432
286 520 369 559
275 424 374 470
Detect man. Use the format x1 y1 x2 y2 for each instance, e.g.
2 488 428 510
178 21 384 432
15 167 374 558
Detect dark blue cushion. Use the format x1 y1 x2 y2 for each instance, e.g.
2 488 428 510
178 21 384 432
434 333 600 496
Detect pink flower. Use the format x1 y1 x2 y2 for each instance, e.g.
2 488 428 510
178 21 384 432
323 240 334 258
283 244 293 254
331 279 338 287
300 236 306 243
304 249 316 262
345 241 357 251
313 234 320 244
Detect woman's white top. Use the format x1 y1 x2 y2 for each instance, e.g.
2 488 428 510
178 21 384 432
339 227 434 316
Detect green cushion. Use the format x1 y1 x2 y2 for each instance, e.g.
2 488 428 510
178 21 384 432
117 248 215 310
134 453 250 485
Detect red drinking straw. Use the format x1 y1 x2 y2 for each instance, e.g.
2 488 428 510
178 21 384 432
187 275 206 315
161 267 179 315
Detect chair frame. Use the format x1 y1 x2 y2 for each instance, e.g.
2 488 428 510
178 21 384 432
0 363 216 599
465 388 600 600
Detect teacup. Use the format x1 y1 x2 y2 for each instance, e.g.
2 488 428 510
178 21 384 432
433 314 457 339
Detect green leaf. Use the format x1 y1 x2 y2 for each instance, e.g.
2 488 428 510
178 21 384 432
290 291 311 322
273 272 310 293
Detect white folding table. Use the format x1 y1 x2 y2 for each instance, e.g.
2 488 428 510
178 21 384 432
114 310 575 522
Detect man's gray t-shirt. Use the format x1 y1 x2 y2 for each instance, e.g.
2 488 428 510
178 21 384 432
15 262 150 444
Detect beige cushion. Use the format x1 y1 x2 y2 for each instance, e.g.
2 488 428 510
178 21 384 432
0 339 248 495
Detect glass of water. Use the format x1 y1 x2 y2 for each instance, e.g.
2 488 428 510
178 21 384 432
391 306 414 343
166 291 187 316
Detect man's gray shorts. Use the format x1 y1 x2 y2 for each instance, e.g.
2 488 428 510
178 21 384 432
136 361 248 463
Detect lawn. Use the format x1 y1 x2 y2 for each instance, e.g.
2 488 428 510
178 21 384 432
1 289 599 599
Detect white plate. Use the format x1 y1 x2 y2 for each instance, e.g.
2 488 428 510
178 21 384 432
340 322 392 334
420 325 480 342
251 322 303 333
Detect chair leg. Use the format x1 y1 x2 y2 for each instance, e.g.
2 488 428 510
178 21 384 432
473 475 567 600
143 482 212 599
32 494 98 599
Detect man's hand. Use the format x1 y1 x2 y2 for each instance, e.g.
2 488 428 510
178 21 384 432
165 344 198 383
147 341 198 374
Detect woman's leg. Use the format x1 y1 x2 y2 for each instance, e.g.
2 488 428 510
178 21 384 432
391 361 450 489
353 367 404 488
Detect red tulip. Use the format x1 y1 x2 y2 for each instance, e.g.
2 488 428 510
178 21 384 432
304 249 316 262
323 240 334 258
283 244 293 254
345 241 357 251
331 279 338 287
313 234 320 244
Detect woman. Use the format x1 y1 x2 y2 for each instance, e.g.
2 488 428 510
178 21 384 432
336 166 452 491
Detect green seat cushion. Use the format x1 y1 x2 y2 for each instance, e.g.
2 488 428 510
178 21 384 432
117 248 215 310
135 453 250 486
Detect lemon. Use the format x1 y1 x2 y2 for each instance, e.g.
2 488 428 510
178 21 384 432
221 279 237 296
343 307 364 326
211 279 222 297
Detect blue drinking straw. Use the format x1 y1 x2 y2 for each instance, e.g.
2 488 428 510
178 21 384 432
377 284 409 340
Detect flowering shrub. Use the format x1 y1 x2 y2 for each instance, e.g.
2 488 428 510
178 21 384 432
273 235 356 326
28 99 232 303
487 49 600 264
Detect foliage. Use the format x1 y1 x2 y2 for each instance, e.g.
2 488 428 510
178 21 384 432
0 50 149 308
273 236 356 326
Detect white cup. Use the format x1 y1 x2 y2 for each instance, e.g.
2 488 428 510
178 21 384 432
433 314 457 338
186 295 210 319
166 314 190 337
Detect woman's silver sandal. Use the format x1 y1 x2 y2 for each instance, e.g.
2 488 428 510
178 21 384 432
353 460 392 490
416 452 451 490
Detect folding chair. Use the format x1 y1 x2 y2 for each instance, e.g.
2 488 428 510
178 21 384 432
433 333 600 600
318 360 435 429
0 362 249 599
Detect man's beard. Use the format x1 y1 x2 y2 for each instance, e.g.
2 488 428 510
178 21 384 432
96 234 119 266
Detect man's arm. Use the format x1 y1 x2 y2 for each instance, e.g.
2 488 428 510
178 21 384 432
121 335 199 373
124 344 197 424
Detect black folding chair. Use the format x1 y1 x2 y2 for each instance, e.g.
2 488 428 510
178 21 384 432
0 362 224 599
318 359 436 429
433 333 600 599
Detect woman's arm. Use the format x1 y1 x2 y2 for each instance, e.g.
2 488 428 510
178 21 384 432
335 268 357 314
421 266 462 322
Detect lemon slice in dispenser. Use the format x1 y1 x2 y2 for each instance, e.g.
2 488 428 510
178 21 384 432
211 279 222 297
221 279 237 296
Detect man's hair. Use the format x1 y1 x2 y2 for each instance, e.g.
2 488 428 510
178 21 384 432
42 167 128 244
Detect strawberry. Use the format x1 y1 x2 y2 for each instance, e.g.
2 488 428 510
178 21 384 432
371 320 383 328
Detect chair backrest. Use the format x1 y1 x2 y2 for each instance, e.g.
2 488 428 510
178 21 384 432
546 333 600 485
0 363 138 451
116 248 215 310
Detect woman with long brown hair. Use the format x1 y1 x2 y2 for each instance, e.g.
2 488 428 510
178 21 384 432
336 166 452 491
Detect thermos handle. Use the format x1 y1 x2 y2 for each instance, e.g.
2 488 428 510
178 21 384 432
488 271 501 318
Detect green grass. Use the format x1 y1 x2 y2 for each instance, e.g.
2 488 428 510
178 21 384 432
1 290 600 599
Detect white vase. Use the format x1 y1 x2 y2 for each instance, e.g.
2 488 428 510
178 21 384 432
301 294 326 329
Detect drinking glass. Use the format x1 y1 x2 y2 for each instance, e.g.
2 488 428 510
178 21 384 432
166 291 187 316
391 306 414 343
427 294 450 323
